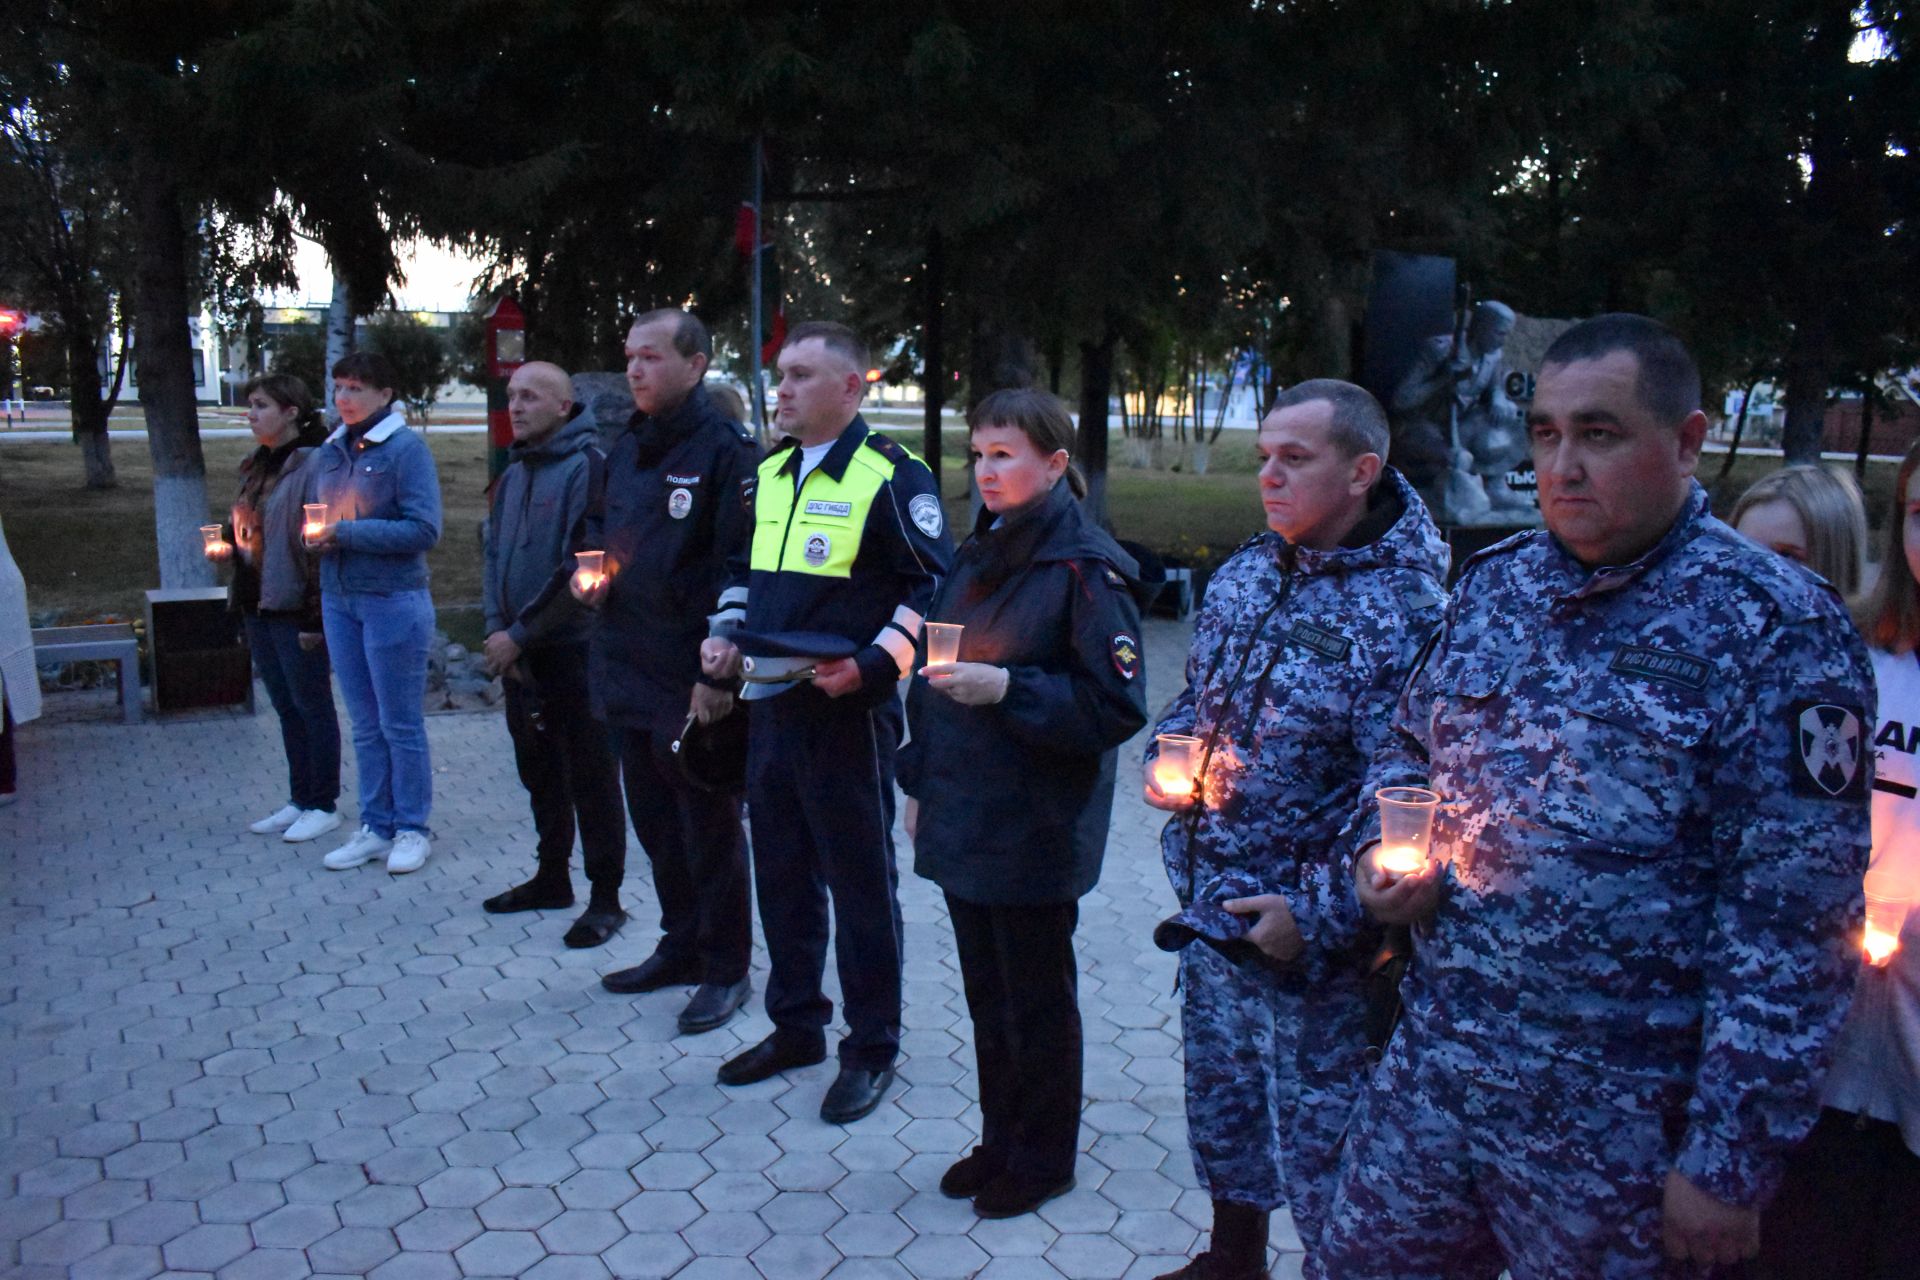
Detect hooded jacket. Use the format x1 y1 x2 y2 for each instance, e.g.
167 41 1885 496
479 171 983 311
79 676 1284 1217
484 405 603 651
1150 467 1450 979
900 480 1150 904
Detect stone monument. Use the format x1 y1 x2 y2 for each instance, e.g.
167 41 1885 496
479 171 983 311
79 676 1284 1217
1390 300 1538 526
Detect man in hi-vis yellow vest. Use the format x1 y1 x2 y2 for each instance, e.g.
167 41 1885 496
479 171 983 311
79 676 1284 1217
700 321 953 1123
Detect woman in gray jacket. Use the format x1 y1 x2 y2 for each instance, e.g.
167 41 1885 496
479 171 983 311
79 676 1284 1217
205 373 341 843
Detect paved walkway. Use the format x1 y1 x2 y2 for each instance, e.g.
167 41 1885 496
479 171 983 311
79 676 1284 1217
0 616 1310 1280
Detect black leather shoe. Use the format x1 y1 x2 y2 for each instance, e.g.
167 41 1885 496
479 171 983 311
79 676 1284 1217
1150 1252 1267 1280
939 1146 1004 1199
678 978 751 1035
563 906 627 950
819 1066 895 1123
717 1032 826 1086
600 952 700 994
973 1170 1074 1219
483 879 574 913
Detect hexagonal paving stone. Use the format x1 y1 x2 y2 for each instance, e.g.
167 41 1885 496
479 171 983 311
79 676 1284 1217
597 1230 694 1280
248 1201 340 1249
453 1228 547 1277
899 1232 991 1279
554 1168 638 1212
535 1208 624 1255
679 1209 769 1258
475 1185 563 1232
828 1212 915 1257
160 1223 253 1271
306 1224 402 1273
21 1217 110 1266
393 1207 485 1252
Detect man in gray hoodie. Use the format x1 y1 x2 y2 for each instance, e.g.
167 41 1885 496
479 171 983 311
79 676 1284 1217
481 361 628 948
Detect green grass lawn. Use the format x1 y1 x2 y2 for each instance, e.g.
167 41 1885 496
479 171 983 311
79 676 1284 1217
0 428 1898 625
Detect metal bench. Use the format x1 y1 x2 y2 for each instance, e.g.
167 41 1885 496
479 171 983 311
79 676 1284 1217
31 623 143 724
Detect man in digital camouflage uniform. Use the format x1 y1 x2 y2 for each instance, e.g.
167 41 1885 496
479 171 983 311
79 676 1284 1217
1145 380 1448 1279
1318 315 1875 1279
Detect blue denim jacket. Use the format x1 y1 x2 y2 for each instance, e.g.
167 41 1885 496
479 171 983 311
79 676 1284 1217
308 408 443 596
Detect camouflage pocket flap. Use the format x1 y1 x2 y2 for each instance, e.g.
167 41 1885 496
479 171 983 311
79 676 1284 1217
1566 680 1715 747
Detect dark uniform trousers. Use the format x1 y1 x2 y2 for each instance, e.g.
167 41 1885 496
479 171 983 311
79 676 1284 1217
946 893 1082 1183
618 720 750 984
747 689 905 1072
503 642 626 890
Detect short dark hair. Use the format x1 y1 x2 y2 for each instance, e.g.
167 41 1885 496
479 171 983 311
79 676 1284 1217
630 308 711 360
782 320 869 374
330 350 399 393
1269 378 1391 464
1541 313 1701 424
969 388 1087 499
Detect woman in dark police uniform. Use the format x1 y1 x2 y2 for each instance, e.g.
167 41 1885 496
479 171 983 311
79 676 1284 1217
899 388 1149 1219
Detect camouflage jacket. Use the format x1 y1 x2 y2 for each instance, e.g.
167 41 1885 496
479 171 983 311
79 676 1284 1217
1360 481 1875 1206
1154 469 1449 979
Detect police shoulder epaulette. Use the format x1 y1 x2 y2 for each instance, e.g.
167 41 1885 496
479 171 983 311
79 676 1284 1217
864 433 909 462
1397 573 1445 614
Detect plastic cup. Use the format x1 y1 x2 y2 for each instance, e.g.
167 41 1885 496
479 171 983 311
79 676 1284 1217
572 550 606 594
925 622 964 668
200 524 224 556
1154 733 1202 800
1864 867 1910 966
302 503 328 545
1376 786 1441 878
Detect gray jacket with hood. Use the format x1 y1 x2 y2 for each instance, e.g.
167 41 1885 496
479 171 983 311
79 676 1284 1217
483 405 603 651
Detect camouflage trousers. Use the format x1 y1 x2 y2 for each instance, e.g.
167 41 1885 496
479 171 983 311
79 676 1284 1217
1316 1023 1714 1280
1180 942 1372 1235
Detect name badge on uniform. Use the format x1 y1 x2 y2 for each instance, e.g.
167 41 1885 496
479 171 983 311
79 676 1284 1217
805 500 853 518
1286 622 1352 662
668 488 693 519
1610 645 1710 691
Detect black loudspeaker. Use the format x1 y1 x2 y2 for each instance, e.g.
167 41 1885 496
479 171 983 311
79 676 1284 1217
144 588 253 713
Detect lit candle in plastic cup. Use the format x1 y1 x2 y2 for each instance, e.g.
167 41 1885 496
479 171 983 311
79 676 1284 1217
1863 868 1910 967
924 622 964 669
200 524 225 557
1153 734 1203 802
572 550 606 595
302 503 328 545
1375 786 1441 879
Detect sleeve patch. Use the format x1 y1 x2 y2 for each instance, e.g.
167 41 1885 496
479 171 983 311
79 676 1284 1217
908 492 944 538
1791 700 1868 800
1111 633 1141 681
740 477 757 513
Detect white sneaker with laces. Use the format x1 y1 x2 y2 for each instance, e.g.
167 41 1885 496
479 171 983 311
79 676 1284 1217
386 831 432 875
323 826 392 870
249 804 302 835
283 809 343 843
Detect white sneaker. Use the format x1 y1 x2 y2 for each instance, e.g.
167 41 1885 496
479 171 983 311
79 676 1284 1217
323 826 392 870
249 804 302 834
386 831 432 875
283 809 344 843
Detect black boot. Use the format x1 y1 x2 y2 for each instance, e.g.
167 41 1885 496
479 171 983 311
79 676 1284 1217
1152 1200 1270 1279
563 886 627 949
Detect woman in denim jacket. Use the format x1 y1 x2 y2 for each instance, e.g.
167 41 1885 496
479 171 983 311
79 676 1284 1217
304 352 444 875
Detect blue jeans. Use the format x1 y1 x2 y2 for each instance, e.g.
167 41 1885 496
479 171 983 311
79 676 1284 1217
245 615 341 813
322 589 434 838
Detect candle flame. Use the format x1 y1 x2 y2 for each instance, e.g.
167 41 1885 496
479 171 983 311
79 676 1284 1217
1377 844 1426 876
1865 927 1901 966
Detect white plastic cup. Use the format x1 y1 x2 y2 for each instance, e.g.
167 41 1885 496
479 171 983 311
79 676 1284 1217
1376 786 1441 877
200 524 225 556
572 550 607 594
302 503 328 545
925 622 964 668
1864 867 1910 966
1153 733 1202 800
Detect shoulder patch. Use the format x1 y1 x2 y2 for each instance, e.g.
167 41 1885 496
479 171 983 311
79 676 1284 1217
1110 632 1141 681
1790 700 1868 801
908 492 944 539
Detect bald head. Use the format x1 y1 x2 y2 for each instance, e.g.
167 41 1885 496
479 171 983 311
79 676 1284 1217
507 361 575 443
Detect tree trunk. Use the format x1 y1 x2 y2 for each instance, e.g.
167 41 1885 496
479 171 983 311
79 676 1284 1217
1855 387 1876 483
324 270 355 417
66 323 116 489
922 227 945 492
1716 380 1757 482
1077 331 1116 527
1781 354 1831 466
132 168 213 588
